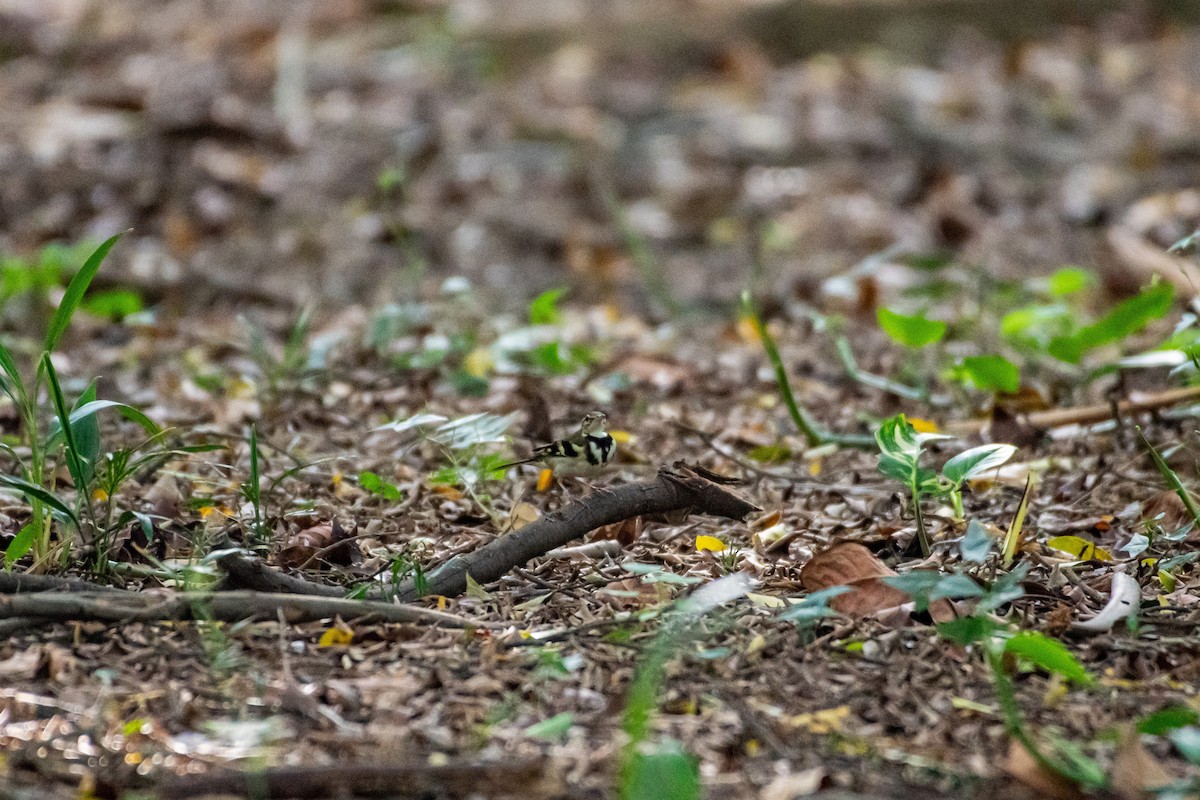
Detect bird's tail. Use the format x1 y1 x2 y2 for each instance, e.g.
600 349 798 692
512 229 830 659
494 457 537 471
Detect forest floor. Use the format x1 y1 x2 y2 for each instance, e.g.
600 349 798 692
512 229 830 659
4 2 1200 799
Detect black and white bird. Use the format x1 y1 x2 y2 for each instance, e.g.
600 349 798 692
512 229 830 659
499 411 615 475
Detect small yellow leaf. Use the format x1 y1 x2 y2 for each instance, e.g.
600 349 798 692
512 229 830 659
465 572 491 600
609 429 635 444
318 625 353 648
330 471 343 488
746 592 785 608
909 417 939 433
536 469 555 492
695 535 727 553
463 347 494 378
807 459 821 477
736 315 760 343
784 706 850 734
1046 535 1113 562
92 488 108 502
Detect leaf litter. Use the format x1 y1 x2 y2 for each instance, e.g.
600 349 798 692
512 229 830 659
3 3 1200 800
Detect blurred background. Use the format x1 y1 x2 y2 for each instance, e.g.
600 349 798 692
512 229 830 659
2 0 1200 317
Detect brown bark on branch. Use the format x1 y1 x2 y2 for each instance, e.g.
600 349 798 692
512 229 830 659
0 571 123 594
155 759 546 800
391 465 760 602
0 590 479 628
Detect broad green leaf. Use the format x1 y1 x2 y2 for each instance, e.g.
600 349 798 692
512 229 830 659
952 355 1020 394
875 414 952 492
528 287 567 325
69 383 100 482
882 572 982 612
937 615 998 645
45 232 124 353
1003 631 1092 685
524 712 574 740
622 741 700 800
1047 267 1094 296
0 474 79 528
959 519 992 563
47 400 161 448
877 308 946 348
1049 281 1175 363
80 289 143 320
4 520 38 568
1138 707 1200 736
943 444 1017 485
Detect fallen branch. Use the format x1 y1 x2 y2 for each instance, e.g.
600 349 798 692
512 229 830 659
390 464 759 602
218 552 345 597
154 759 546 800
0 590 482 628
0 571 123 594
944 384 1200 436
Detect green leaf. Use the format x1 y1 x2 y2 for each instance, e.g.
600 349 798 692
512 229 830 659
937 615 998 646
47 400 161 450
942 444 1017 486
45 232 124 353
1048 281 1175 363
778 586 851 625
747 443 792 464
529 287 568 325
876 308 946 348
1138 707 1200 736
1003 631 1092 685
0 474 79 528
621 741 700 800
952 355 1020 394
70 382 100 485
80 289 143 320
42 354 89 494
0 339 26 407
1047 267 1094 296
875 414 952 493
4 520 38 568
524 712 574 741
882 572 983 612
959 519 993 563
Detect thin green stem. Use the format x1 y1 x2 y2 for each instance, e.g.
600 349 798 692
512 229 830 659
742 293 874 449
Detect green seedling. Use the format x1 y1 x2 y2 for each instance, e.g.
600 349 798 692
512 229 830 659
875 414 1016 555
358 471 403 502
0 233 171 568
619 574 751 800
877 307 947 349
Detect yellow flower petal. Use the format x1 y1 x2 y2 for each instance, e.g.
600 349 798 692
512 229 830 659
909 417 940 433
317 625 353 648
536 469 555 492
695 535 727 553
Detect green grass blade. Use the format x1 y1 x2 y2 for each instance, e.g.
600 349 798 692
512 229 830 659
41 353 90 494
1138 427 1200 527
0 473 79 528
44 231 125 353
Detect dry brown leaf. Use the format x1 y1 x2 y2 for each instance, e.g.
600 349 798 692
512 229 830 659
1002 739 1086 800
759 767 825 800
1141 489 1191 533
1111 726 1174 800
276 520 354 568
501 501 540 533
800 543 955 624
591 515 640 545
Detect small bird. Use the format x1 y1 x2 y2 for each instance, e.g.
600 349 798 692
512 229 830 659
498 411 615 475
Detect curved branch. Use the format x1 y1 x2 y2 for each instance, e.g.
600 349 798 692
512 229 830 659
392 465 759 602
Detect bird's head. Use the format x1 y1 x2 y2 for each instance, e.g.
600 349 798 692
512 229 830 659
579 411 607 434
